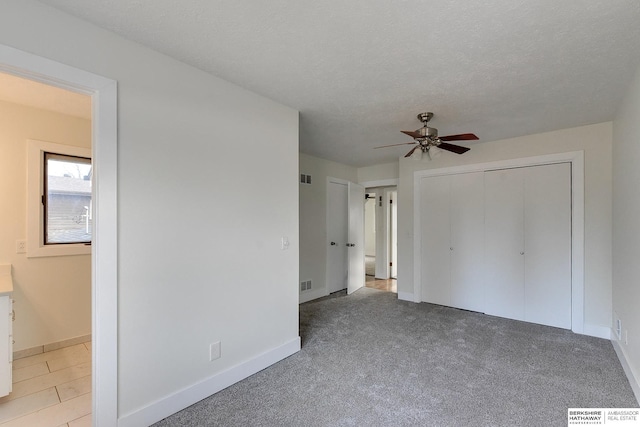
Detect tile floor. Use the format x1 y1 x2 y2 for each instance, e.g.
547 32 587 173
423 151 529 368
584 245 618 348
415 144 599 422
0 342 91 426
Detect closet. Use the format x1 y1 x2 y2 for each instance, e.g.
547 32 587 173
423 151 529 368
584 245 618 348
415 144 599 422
485 163 571 328
420 172 484 312
419 162 572 329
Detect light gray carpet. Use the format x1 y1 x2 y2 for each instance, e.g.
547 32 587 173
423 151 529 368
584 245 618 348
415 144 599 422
154 288 638 426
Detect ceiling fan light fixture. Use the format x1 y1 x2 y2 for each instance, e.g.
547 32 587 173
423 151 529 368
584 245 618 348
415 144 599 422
374 112 477 157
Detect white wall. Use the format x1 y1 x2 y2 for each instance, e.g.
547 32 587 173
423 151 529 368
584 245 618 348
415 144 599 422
398 123 613 334
299 153 357 303
0 1 299 422
358 161 399 184
364 197 376 257
0 99 91 351
612 64 640 397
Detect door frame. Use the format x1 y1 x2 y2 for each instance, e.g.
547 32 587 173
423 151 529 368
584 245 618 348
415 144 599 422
413 151 585 335
361 179 399 281
0 44 118 425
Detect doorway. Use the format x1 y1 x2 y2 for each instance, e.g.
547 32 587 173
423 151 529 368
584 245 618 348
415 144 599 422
363 186 397 293
0 71 93 423
0 44 119 424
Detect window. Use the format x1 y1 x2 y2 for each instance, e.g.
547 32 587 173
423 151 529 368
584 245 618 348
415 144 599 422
27 140 92 257
43 152 92 245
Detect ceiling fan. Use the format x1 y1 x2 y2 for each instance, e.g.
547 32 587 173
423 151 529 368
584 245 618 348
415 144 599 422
375 112 478 158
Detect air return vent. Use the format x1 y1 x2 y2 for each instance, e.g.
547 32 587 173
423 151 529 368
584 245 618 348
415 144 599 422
300 174 312 185
300 280 312 292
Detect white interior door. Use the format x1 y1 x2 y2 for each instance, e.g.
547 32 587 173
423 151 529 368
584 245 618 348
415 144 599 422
375 190 389 280
347 182 365 294
327 181 348 293
390 190 398 279
484 168 525 321
450 172 485 312
420 175 451 305
524 163 572 328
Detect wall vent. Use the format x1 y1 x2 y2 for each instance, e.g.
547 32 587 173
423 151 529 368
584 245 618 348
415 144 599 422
300 280 312 292
300 173 312 185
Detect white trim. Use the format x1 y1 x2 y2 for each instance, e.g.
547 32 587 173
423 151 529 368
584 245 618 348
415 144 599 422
582 324 611 340
359 178 399 188
118 337 301 427
299 288 328 304
413 151 585 334
0 44 119 426
612 339 640 404
397 291 417 302
26 140 92 258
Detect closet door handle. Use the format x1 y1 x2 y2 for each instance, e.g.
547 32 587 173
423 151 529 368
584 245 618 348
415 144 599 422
520 251 525 255
330 242 336 246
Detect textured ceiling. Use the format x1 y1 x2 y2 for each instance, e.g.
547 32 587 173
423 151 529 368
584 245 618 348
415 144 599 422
37 0 640 166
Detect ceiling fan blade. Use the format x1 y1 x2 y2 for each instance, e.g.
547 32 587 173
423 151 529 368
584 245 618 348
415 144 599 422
404 145 421 158
438 142 470 155
401 130 423 139
374 142 417 149
439 133 479 141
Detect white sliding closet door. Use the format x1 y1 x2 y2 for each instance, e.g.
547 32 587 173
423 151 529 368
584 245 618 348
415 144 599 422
484 168 525 321
485 163 572 328
420 175 451 305
524 163 571 328
450 172 485 312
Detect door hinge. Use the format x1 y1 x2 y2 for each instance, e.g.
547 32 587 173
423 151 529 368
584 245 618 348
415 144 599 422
389 262 393 266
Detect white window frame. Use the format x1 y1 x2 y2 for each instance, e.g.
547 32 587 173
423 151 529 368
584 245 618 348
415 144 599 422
27 139 92 258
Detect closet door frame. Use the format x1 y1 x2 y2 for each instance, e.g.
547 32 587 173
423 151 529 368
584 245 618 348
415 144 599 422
413 151 585 334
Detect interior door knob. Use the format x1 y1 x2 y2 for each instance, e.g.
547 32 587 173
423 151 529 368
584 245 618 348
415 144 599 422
520 251 525 255
330 242 336 246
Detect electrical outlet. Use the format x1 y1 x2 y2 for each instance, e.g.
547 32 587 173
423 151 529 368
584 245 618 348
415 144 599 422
16 240 26 254
209 341 221 361
615 318 622 340
281 236 290 250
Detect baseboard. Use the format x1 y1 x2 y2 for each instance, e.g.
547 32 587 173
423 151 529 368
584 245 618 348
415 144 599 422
397 291 418 303
612 339 640 405
582 324 611 340
299 288 328 304
13 334 91 360
117 336 301 427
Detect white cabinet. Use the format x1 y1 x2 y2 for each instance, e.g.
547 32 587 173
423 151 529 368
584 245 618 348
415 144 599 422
484 163 572 329
420 172 484 312
0 295 12 397
0 264 13 397
419 163 572 329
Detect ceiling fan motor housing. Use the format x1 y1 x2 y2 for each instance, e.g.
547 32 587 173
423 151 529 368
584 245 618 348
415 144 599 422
418 126 438 139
